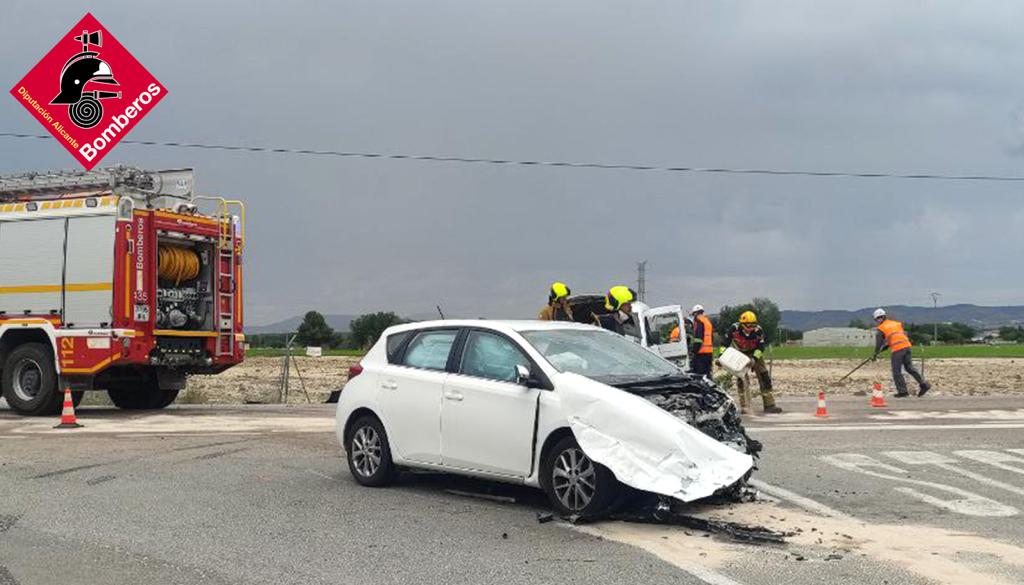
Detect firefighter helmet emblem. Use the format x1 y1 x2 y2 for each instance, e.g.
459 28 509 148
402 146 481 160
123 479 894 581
50 30 121 129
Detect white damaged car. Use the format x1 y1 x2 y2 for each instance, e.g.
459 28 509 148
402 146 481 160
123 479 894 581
335 320 759 516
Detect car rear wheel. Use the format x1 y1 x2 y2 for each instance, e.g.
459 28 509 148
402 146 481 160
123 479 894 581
346 415 396 487
542 435 620 517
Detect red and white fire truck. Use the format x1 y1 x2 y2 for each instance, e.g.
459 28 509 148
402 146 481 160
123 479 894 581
0 167 244 415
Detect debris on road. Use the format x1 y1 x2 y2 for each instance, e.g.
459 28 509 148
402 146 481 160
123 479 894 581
443 489 517 504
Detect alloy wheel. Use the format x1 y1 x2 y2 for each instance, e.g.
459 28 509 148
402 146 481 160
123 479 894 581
351 426 383 478
552 447 597 511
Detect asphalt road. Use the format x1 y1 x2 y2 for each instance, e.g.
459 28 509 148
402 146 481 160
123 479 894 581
2 394 1024 585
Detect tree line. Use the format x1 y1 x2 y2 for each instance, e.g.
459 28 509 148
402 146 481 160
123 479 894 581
247 311 406 350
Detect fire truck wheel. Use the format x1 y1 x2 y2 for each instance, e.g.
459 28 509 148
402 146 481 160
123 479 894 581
153 389 179 409
2 343 62 416
107 386 179 410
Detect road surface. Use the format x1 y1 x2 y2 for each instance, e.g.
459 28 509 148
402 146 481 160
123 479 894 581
2 394 1024 584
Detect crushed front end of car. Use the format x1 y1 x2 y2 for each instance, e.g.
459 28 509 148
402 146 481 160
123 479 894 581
614 373 762 459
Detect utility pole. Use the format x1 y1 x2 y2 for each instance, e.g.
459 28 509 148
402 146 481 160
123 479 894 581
636 260 647 302
930 292 942 346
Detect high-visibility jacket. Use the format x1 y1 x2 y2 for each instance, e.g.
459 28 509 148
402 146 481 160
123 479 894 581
877 319 912 352
693 314 714 354
669 326 680 342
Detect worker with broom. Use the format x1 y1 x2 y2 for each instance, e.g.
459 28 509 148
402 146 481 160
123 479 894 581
720 311 783 414
872 308 931 397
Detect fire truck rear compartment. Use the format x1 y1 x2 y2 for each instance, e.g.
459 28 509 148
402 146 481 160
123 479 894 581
155 238 215 331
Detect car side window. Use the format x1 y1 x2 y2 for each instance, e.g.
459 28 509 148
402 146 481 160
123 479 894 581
401 330 458 371
459 330 531 383
386 331 413 364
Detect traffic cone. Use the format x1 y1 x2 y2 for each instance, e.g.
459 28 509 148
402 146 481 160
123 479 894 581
869 383 887 408
54 387 82 429
815 391 830 418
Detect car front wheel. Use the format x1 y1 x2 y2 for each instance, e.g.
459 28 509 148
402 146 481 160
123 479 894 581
542 435 620 517
346 415 396 487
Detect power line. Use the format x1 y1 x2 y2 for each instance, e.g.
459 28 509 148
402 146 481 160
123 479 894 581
3 131 1024 182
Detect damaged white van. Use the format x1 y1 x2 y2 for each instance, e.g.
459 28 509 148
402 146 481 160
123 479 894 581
335 320 759 516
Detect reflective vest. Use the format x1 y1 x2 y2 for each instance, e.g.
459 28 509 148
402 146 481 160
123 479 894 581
669 326 680 342
695 314 714 354
877 319 911 352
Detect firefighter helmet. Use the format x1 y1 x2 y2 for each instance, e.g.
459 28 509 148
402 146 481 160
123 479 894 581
548 282 571 303
690 304 705 315
740 311 757 325
605 286 636 311
873 308 887 320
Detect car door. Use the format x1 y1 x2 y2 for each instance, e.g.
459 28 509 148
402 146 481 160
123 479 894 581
440 329 541 477
377 328 459 465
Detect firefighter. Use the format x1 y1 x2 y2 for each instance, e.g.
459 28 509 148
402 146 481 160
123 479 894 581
594 286 641 340
721 311 783 414
538 282 574 321
873 308 931 397
690 305 714 377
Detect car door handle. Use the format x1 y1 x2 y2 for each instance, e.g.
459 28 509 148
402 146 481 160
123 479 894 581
444 391 464 402
380 381 398 390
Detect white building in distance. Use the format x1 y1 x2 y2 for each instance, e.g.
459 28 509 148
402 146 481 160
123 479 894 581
803 327 874 347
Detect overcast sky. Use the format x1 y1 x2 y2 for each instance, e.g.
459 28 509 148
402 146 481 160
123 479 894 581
3 1 1023 325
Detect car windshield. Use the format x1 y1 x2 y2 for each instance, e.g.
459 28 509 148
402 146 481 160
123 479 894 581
521 328 680 382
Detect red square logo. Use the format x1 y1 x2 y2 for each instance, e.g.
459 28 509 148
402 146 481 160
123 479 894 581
9 13 167 170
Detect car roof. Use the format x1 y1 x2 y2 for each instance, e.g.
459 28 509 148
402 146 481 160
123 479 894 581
385 319 597 336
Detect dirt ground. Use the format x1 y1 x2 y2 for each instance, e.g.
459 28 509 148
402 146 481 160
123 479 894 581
161 355 1024 405
183 356 361 404
768 357 1024 396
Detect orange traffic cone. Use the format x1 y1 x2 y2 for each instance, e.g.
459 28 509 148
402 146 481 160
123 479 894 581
54 387 82 429
869 383 888 408
815 391 830 418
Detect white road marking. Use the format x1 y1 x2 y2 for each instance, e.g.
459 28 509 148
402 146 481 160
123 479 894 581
748 422 1024 433
954 450 1024 477
885 451 1024 498
868 409 1024 421
822 453 1017 517
749 479 854 519
573 524 747 585
0 436 27 440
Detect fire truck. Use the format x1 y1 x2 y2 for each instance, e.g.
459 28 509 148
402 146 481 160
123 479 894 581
0 167 244 415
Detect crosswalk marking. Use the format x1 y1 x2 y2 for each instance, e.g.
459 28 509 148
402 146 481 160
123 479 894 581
954 450 1024 477
885 451 1024 498
821 453 1017 517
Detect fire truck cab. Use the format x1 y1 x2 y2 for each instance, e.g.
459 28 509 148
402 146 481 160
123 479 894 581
0 167 244 415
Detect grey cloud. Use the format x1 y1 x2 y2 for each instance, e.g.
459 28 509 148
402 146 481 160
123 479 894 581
2 1 1022 324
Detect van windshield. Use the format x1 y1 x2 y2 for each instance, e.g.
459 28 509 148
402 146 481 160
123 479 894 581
521 328 679 383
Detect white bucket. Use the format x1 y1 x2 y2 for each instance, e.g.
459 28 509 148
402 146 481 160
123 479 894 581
718 347 751 376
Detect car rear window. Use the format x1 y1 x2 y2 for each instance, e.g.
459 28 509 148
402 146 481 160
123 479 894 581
401 330 458 371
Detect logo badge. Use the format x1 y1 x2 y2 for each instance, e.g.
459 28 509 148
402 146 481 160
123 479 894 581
10 13 167 170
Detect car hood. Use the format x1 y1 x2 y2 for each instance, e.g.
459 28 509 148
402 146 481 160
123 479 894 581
555 372 753 502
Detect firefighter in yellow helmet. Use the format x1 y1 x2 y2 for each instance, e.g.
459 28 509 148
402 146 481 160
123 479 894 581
538 282 574 321
720 311 782 414
594 286 640 340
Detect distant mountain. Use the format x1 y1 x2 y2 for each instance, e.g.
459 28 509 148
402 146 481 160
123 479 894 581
246 314 357 335
781 304 1024 332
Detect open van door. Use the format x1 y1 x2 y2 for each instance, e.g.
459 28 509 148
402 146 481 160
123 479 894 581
637 304 689 369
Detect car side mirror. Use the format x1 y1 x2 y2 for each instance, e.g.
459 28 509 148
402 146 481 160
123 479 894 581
515 364 541 388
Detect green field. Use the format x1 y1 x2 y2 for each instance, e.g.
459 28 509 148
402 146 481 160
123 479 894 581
246 347 365 358
770 344 1024 360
